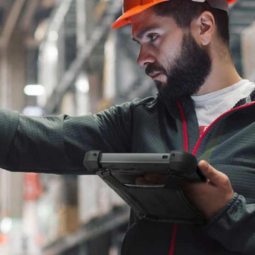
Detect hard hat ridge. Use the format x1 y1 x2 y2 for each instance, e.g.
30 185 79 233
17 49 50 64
112 0 238 29
124 0 161 12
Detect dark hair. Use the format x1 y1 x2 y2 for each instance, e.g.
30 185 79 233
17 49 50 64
153 0 230 46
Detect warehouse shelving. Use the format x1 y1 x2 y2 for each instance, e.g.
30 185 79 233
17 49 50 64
42 205 129 255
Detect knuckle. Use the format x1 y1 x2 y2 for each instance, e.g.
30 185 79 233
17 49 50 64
221 176 230 186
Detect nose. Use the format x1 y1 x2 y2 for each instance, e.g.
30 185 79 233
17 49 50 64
137 46 155 67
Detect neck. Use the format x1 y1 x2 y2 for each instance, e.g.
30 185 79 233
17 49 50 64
195 54 242 96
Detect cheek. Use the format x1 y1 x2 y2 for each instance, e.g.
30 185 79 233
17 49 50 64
158 50 179 71
157 37 182 67
162 31 183 54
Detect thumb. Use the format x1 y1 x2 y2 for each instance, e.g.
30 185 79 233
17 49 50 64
198 160 226 186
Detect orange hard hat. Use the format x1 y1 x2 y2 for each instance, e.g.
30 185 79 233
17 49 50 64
112 0 239 29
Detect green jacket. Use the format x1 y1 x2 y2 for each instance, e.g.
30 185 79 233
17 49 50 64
0 91 255 254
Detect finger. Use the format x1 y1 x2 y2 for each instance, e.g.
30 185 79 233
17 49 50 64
136 177 152 185
145 173 167 184
136 176 165 185
198 160 229 186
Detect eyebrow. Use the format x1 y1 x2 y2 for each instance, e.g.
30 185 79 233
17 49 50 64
132 26 159 42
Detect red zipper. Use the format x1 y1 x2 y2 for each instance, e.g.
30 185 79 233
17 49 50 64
193 100 255 155
177 100 189 151
168 100 189 255
168 223 178 255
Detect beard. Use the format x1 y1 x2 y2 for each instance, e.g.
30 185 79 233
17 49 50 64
146 32 212 101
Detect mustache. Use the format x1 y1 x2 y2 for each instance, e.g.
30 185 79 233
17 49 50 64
145 64 167 76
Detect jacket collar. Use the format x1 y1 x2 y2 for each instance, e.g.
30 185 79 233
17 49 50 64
233 88 255 108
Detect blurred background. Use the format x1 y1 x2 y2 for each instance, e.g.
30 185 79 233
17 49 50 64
0 0 255 254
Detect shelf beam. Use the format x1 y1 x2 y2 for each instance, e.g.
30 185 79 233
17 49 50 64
42 206 129 255
44 0 122 113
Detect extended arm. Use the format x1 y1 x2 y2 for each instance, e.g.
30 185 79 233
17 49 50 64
0 102 132 175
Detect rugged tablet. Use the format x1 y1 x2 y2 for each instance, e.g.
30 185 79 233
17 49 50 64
83 151 206 224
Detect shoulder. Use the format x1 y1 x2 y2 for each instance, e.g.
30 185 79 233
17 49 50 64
130 96 158 110
104 96 158 114
95 97 159 123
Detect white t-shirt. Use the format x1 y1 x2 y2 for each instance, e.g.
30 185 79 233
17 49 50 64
191 79 255 136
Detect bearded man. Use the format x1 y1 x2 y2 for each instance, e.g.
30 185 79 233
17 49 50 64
1 0 255 254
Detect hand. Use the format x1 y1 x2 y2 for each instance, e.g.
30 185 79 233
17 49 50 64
181 160 235 220
136 160 235 220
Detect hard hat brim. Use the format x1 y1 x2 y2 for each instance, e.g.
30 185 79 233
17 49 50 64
112 0 238 29
112 0 170 29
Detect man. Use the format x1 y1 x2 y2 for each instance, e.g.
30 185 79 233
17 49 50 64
1 0 255 254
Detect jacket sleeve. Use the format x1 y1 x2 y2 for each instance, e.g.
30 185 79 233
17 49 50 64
203 192 255 254
0 102 133 175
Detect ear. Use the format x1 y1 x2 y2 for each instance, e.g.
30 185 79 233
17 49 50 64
190 11 215 46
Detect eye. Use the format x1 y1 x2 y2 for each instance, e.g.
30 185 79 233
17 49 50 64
147 34 158 42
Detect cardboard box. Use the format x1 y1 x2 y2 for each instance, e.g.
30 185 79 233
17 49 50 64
57 206 80 237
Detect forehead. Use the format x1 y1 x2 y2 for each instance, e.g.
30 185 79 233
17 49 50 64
130 7 179 37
